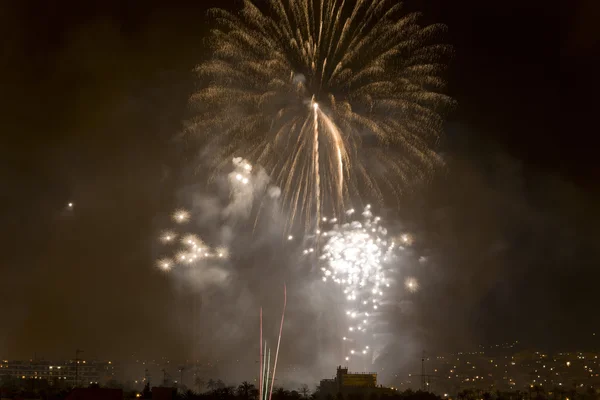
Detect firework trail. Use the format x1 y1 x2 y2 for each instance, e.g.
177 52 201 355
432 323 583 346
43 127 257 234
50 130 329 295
258 285 287 400
259 307 263 400
269 284 287 400
306 206 417 367
190 0 452 229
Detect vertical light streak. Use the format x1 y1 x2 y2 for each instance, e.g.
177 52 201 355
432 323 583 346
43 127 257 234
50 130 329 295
263 342 269 400
313 101 321 227
318 110 344 202
259 308 263 400
268 284 287 400
265 349 271 400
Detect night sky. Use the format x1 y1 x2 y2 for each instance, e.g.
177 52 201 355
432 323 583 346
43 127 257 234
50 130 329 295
0 0 597 382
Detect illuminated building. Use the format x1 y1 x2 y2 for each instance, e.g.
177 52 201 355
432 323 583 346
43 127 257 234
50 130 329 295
0 359 115 387
318 366 391 398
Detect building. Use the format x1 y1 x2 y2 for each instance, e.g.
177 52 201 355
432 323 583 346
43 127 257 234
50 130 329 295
0 359 114 387
319 366 390 398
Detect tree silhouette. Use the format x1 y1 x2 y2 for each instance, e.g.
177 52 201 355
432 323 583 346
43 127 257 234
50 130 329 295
299 384 310 399
274 387 291 400
237 381 257 400
195 375 205 393
457 389 477 400
142 381 152 399
290 390 302 400
182 389 200 400
207 379 219 391
530 385 545 400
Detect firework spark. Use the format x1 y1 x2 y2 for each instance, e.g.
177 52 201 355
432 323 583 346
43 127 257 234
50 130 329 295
156 258 173 271
158 213 229 271
404 277 419 293
160 231 177 243
173 209 190 224
190 0 452 229
309 206 416 365
155 158 260 271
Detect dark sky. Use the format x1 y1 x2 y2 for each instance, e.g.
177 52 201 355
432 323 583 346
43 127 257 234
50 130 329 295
0 0 597 383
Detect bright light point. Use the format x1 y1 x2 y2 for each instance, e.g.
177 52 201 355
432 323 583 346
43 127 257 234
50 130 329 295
160 231 176 243
405 277 419 292
350 350 355 354
366 204 371 209
288 235 293 241
242 178 249 184
173 209 190 223
157 259 172 271
235 174 242 181
400 233 414 245
362 350 367 354
67 202 73 208
343 337 347 341
366 346 369 349
345 357 349 361
313 102 319 110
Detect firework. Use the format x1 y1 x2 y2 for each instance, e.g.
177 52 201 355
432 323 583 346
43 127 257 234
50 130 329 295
190 0 452 229
231 157 253 187
157 211 229 272
160 231 177 243
156 258 173 271
404 276 419 292
310 206 416 365
173 209 190 224
154 158 260 272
